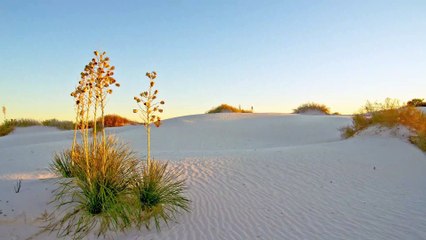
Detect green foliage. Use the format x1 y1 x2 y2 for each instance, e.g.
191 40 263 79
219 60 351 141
46 137 140 239
135 160 190 231
42 119 74 130
293 102 330 114
207 104 252 113
50 150 74 178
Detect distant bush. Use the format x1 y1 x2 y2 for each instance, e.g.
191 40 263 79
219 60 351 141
11 118 42 127
341 98 426 151
0 120 15 136
207 104 253 114
293 102 330 115
407 98 426 107
102 114 138 127
42 119 74 130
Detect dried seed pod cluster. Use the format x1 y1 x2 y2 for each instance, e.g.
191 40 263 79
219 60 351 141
133 71 165 165
133 71 165 128
70 51 119 164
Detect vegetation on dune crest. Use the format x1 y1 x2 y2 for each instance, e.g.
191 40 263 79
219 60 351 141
407 98 426 107
341 98 426 151
293 102 330 115
102 114 139 127
207 104 253 113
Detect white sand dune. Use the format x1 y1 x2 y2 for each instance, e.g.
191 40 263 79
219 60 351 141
1 113 426 239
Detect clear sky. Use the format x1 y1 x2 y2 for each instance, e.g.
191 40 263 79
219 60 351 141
1 0 425 121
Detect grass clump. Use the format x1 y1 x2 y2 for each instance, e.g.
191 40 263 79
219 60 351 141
47 137 140 238
341 98 426 151
135 160 190 230
207 104 253 113
50 149 74 178
42 119 74 130
293 102 330 115
0 120 15 136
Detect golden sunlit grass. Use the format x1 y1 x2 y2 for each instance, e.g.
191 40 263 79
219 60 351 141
0 118 76 137
293 102 330 115
207 104 253 113
341 98 426 151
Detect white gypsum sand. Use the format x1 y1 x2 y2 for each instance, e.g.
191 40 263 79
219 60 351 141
0 113 426 239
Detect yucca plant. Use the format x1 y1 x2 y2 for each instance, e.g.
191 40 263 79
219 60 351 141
133 71 165 167
135 160 190 231
47 51 137 239
132 71 190 231
46 137 140 239
50 149 74 178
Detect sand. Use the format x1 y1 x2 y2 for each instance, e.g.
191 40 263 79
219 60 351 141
1 113 426 239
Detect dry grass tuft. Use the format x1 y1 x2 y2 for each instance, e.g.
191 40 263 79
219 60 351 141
207 104 253 113
293 102 330 115
341 98 426 151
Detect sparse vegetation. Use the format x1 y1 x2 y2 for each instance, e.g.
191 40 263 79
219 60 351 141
293 102 330 115
14 178 22 193
133 71 190 231
102 114 138 127
341 98 426 151
47 51 133 239
133 71 165 166
0 120 15 136
42 119 74 130
47 137 139 239
46 53 189 238
135 160 190 230
407 98 426 107
207 104 253 113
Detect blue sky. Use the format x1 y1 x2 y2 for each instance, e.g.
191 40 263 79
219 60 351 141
1 0 425 120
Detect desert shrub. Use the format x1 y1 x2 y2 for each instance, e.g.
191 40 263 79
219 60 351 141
0 118 42 136
0 120 15 136
42 119 74 130
207 104 252 113
46 137 140 239
407 98 426 107
102 114 138 127
135 160 190 230
293 102 330 115
341 98 426 151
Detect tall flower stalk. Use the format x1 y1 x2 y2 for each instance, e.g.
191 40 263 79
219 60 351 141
70 51 119 178
2 106 6 122
133 71 164 167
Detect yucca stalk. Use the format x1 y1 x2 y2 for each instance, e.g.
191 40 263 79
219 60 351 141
133 71 165 168
2 106 6 122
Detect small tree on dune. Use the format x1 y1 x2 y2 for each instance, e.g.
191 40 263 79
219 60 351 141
133 71 165 167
